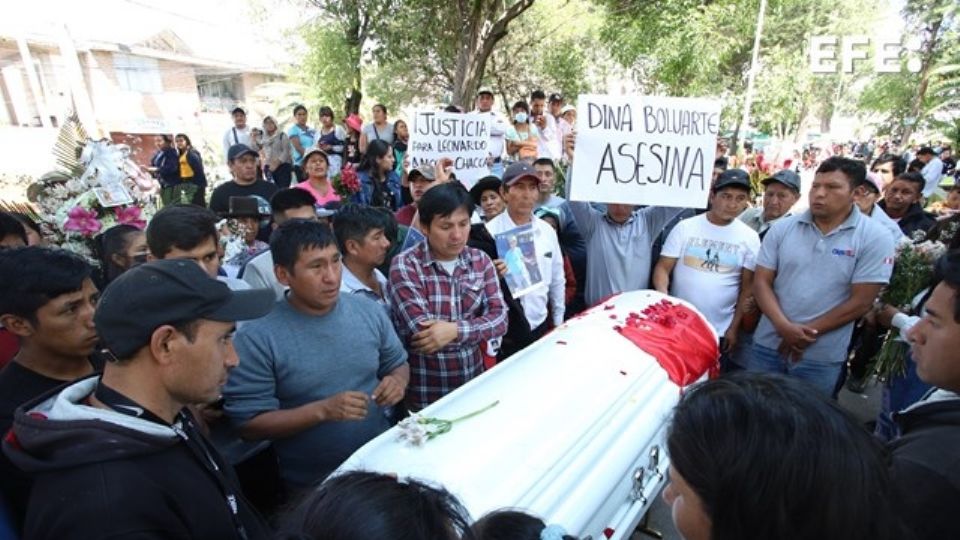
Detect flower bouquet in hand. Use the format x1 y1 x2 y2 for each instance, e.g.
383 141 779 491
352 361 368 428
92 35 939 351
332 163 361 199
874 238 946 379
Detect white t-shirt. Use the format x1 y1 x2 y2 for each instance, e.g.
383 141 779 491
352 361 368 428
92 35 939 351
661 213 761 334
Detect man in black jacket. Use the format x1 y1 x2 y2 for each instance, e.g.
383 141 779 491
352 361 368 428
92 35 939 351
3 259 275 539
878 171 936 238
888 252 960 540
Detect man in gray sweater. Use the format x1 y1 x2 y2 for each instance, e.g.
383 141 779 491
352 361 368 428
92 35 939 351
224 220 409 491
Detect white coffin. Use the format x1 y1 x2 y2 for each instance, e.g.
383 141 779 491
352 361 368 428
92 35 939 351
337 290 718 540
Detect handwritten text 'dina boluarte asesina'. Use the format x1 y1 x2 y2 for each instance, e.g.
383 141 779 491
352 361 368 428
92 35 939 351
587 102 719 190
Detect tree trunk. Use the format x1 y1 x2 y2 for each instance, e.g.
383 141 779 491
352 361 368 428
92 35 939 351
900 16 943 147
450 0 535 107
342 0 367 116
345 88 362 116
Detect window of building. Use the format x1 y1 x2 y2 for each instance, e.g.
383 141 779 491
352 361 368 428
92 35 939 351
113 53 163 94
196 74 239 112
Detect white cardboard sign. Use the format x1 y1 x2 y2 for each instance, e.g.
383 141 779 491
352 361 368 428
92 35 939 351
570 94 721 208
409 110 492 187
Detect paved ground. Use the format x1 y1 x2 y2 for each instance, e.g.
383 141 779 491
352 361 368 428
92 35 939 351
630 375 883 539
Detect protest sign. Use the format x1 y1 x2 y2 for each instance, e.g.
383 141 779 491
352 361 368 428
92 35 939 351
570 94 721 209
409 110 492 187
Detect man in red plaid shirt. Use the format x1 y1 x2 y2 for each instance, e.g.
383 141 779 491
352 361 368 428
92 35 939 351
388 182 508 411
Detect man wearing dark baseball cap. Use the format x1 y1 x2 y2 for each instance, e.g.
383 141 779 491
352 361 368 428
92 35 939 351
209 143 278 218
548 93 564 120
654 167 760 372
4 259 274 540
485 161 566 357
739 168 801 239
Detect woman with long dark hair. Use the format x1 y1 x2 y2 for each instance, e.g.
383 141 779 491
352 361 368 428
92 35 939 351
664 372 904 540
94 224 147 288
174 133 206 206
354 140 402 210
392 119 408 177
148 134 181 206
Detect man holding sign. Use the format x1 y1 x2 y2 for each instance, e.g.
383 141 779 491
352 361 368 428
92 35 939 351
566 95 721 306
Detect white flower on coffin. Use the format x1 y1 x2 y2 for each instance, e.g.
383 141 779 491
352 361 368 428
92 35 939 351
395 401 500 447
397 416 429 447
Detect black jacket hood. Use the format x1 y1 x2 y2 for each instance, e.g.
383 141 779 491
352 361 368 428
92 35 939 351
2 375 179 474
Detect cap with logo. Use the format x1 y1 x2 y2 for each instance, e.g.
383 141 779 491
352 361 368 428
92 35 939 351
502 161 542 187
95 260 275 360
761 169 802 193
713 169 752 191
548 93 563 103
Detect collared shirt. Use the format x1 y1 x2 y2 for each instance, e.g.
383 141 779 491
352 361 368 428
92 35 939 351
569 201 687 306
485 212 566 327
738 206 790 238
754 206 895 364
341 264 388 308
388 243 507 410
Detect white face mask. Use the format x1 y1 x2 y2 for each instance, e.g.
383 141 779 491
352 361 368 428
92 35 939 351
514 112 528 124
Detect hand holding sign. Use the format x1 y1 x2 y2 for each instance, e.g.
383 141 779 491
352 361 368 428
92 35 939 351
564 131 576 163
435 157 454 183
570 95 721 209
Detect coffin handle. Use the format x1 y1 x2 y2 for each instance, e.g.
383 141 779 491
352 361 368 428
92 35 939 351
630 467 647 504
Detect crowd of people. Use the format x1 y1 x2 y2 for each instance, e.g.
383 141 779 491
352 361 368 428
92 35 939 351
0 86 958 540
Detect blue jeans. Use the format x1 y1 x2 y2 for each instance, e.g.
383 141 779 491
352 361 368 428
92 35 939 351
748 343 843 397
